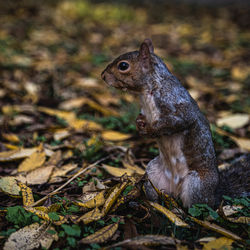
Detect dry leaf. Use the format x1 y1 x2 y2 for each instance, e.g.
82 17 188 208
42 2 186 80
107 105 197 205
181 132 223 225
26 165 54 185
101 130 132 141
0 177 21 197
191 217 242 240
122 161 145 175
216 114 249 129
25 207 67 225
76 207 104 224
81 223 118 244
102 164 135 177
2 133 20 143
18 182 35 206
201 237 234 250
49 163 77 183
0 148 37 162
74 191 105 209
18 148 46 172
149 202 189 228
102 182 128 214
3 222 58 250
222 205 243 217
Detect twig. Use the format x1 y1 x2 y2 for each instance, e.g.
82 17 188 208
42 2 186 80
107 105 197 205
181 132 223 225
30 156 108 207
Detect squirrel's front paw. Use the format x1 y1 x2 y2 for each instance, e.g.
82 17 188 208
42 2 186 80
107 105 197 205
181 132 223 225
136 114 148 135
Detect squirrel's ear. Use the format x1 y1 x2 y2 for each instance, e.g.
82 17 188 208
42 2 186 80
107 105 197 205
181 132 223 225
139 40 152 70
143 38 154 53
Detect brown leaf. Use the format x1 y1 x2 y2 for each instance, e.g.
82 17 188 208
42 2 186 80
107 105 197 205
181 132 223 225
81 223 118 244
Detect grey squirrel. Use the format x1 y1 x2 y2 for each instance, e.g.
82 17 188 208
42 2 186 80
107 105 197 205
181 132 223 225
101 39 250 208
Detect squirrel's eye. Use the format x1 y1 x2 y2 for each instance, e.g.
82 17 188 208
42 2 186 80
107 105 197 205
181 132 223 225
117 61 130 72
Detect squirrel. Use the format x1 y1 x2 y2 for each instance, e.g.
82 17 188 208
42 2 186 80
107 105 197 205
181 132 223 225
101 39 250 208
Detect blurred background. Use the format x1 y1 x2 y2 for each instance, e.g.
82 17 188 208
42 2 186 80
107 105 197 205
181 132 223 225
0 0 250 154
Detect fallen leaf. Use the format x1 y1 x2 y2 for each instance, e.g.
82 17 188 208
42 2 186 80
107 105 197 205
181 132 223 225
222 205 243 217
18 182 35 206
25 207 67 225
191 217 242 240
102 164 135 177
49 163 77 183
74 191 105 209
3 222 58 250
26 165 55 185
2 133 20 143
149 202 189 228
122 161 145 175
102 182 128 214
0 177 21 197
216 114 249 129
18 147 46 172
76 207 104 224
81 223 118 244
0 148 37 162
201 237 234 250
101 130 132 141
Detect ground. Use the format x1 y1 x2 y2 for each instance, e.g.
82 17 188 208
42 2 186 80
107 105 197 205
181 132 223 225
0 1 249 249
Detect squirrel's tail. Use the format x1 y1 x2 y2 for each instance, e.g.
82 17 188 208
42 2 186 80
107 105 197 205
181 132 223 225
215 154 250 206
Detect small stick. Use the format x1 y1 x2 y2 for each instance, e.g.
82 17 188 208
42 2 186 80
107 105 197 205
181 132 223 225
30 156 108 207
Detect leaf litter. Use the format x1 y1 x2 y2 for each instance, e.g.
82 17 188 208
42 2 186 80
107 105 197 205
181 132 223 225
0 0 249 249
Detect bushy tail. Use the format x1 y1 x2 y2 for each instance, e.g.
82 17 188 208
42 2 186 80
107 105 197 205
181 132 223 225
215 154 250 205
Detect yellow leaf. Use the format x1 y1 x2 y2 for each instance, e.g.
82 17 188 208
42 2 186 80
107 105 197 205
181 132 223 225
49 163 77 183
101 130 132 141
38 107 75 122
201 237 234 250
0 148 37 162
3 143 19 150
0 177 21 197
231 66 250 81
25 207 67 225
122 161 145 175
110 187 140 213
53 128 70 141
3 222 58 250
102 164 135 177
191 217 242 240
74 191 105 209
2 133 20 143
26 165 54 185
18 182 35 206
216 114 249 129
76 207 104 224
149 202 189 228
227 216 250 224
231 137 250 151
70 119 102 131
46 150 62 166
102 182 128 214
18 148 46 172
60 97 119 116
38 106 102 131
81 223 118 244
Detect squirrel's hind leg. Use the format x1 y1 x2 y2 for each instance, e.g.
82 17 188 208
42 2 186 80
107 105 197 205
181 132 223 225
144 156 171 201
180 170 218 207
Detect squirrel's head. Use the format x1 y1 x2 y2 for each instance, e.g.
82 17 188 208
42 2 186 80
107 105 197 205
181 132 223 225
101 39 154 92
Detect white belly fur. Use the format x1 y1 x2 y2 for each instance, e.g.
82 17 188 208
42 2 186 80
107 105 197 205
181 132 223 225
140 93 160 124
157 134 188 196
